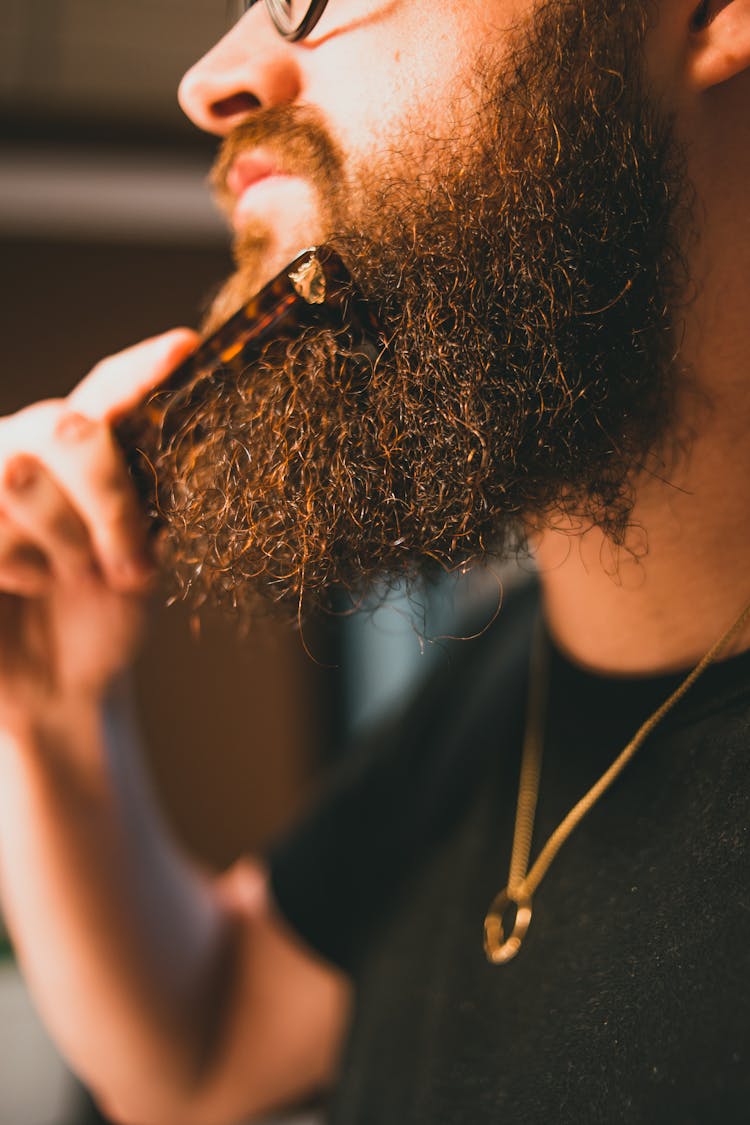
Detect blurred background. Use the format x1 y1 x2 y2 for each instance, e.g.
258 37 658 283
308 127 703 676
0 4 504 1123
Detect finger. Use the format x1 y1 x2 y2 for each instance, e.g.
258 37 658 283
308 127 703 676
0 330 197 592
40 415 155 591
67 329 199 424
0 405 151 592
0 405 152 593
0 455 96 585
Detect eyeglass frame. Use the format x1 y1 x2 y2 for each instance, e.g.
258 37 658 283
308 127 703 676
241 0 331 42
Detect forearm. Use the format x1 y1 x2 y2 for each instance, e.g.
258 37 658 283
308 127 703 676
0 687 234 1120
0 339 345 1123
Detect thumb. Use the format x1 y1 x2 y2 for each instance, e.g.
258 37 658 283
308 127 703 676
67 329 199 423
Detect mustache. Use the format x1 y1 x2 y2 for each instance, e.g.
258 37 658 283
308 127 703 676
210 104 347 222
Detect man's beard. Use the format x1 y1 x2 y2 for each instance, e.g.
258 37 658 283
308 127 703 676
128 0 691 621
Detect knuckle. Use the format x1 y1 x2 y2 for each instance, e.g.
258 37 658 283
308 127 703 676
4 455 41 494
54 411 98 444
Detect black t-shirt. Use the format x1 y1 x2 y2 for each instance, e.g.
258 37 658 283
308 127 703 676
269 582 750 1123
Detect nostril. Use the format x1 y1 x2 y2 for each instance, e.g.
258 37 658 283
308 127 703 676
211 91 261 119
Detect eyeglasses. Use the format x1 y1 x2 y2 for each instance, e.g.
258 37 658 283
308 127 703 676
230 0 331 41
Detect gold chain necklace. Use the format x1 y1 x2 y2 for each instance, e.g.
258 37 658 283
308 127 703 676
483 598 750 965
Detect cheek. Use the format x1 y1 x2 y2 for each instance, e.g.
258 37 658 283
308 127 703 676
303 7 495 167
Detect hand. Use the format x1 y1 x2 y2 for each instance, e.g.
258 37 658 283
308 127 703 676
0 330 198 730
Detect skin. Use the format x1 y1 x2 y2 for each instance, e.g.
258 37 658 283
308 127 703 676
0 1 748 1123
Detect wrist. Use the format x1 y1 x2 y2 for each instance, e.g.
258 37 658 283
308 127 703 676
0 690 110 779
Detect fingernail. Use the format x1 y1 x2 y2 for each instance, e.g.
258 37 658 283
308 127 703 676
56 412 95 442
5 456 38 493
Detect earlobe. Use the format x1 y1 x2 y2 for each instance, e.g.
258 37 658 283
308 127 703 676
688 0 750 90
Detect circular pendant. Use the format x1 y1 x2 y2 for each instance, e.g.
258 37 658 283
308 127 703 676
483 888 533 965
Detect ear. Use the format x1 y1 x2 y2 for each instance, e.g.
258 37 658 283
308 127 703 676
688 0 750 89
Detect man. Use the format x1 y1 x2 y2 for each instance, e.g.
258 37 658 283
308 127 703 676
0 0 748 1121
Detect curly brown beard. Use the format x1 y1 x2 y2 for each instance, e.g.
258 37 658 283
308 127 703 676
126 0 690 621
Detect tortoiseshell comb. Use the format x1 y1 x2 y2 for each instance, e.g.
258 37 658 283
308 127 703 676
114 245 381 512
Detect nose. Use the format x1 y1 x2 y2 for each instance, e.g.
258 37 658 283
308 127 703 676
178 8 304 136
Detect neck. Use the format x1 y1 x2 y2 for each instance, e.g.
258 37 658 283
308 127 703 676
535 387 750 674
535 258 750 676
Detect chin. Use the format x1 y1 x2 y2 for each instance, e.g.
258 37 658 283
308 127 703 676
204 222 327 336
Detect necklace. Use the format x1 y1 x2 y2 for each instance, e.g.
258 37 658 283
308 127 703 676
483 598 750 965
